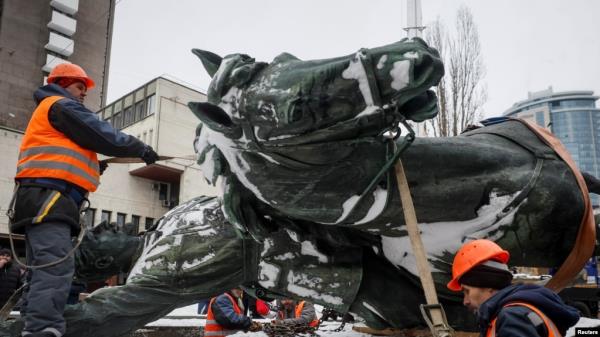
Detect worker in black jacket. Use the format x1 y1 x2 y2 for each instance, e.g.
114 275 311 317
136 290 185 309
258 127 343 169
0 248 23 308
448 239 579 337
10 63 159 337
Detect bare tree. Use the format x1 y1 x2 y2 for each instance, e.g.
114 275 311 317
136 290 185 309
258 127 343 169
424 5 487 137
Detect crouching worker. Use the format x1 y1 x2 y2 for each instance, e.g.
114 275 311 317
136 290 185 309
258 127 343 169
9 63 159 337
273 298 319 327
448 239 580 337
205 288 262 336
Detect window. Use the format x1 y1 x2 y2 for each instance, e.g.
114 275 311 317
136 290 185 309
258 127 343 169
135 101 145 121
146 94 156 116
113 111 122 129
131 215 140 228
123 106 133 126
83 208 96 229
101 210 111 223
102 106 113 120
535 111 545 127
116 213 126 228
145 217 155 230
158 183 170 201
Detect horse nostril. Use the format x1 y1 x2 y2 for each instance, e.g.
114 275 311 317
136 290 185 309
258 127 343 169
413 53 432 81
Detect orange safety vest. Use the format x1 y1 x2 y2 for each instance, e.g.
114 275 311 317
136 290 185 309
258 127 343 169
205 293 243 337
15 95 100 192
295 301 320 328
486 302 561 337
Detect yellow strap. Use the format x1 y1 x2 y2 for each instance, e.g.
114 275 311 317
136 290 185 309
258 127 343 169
33 191 61 223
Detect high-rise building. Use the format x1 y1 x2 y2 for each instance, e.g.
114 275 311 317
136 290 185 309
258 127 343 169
503 87 600 206
0 0 115 130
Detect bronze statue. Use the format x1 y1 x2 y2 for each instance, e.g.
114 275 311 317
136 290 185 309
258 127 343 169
2 38 596 337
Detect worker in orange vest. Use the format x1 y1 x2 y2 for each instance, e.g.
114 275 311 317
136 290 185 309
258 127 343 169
448 239 579 337
8 63 159 337
205 288 262 336
274 298 319 328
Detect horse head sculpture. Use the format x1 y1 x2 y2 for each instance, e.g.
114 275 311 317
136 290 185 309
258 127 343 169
190 38 444 226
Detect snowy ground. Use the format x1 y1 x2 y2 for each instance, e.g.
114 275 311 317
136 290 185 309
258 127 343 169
148 305 600 337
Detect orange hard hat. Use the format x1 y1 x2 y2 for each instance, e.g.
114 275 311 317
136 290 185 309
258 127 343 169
447 239 510 291
47 63 95 89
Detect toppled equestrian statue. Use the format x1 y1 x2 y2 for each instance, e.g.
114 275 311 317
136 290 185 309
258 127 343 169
2 38 597 337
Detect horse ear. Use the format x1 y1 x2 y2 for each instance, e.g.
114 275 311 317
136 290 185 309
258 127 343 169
188 102 242 139
192 49 222 77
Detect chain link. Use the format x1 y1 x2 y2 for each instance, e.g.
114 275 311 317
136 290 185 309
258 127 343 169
262 322 319 337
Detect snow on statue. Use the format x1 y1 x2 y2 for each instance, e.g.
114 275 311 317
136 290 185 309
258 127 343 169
2 38 598 337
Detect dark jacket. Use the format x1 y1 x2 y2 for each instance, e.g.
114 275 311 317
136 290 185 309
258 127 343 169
34 83 146 157
210 292 252 330
0 261 23 307
478 284 580 337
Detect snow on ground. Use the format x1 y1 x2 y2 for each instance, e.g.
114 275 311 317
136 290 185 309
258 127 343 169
149 305 600 336
566 317 600 337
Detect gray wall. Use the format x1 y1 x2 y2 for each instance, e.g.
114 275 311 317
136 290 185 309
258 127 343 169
0 0 114 130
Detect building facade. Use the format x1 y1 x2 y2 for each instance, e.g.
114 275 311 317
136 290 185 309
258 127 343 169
89 77 219 231
504 87 600 206
0 0 115 130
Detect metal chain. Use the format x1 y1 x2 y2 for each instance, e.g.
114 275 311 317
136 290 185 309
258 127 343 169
262 322 319 337
314 307 348 333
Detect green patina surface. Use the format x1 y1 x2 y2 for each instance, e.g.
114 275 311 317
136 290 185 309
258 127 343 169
1 38 591 337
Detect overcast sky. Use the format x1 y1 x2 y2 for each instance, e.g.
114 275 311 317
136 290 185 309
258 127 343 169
107 0 600 118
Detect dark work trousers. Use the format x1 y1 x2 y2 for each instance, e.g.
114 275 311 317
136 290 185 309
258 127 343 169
21 221 74 337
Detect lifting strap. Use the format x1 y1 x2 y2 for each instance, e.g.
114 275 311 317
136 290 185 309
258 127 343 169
395 158 454 337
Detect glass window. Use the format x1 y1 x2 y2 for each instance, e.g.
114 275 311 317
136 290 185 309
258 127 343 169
145 217 155 230
101 210 111 223
123 106 133 126
135 101 145 121
102 105 113 120
535 111 545 127
146 94 156 116
116 213 126 228
158 183 169 201
131 215 140 228
113 111 122 129
555 100 596 109
83 208 96 229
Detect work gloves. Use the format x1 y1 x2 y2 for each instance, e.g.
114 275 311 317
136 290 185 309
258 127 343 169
141 145 160 165
248 321 263 332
